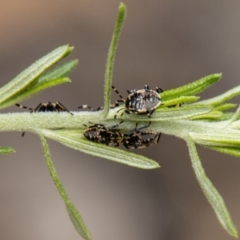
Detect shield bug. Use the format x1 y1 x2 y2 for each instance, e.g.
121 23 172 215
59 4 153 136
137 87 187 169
122 123 161 149
112 85 163 118
83 121 123 147
16 101 73 136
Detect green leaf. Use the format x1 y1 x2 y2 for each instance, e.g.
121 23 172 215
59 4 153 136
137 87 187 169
0 45 73 107
162 96 199 107
37 59 78 82
40 135 91 240
162 74 221 100
0 147 15 154
0 77 71 110
40 129 160 169
190 110 222 120
198 85 240 107
208 145 240 158
226 105 240 126
189 132 240 148
214 103 237 112
111 105 212 121
186 136 238 238
102 3 126 117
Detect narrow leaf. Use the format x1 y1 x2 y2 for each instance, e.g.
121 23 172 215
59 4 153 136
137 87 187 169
189 132 240 148
41 129 160 169
162 96 199 107
0 147 15 154
111 105 212 121
186 136 238 238
190 111 222 120
37 59 78 83
162 74 221 101
214 103 237 112
198 85 240 107
40 135 91 240
102 3 126 117
208 145 240 158
0 77 71 110
0 45 72 106
227 105 240 126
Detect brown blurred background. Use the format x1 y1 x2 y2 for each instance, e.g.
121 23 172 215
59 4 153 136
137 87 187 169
0 0 240 239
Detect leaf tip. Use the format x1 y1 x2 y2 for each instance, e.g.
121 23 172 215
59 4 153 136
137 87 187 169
231 227 238 238
119 2 126 10
0 147 15 154
215 73 222 79
68 45 74 53
147 162 160 169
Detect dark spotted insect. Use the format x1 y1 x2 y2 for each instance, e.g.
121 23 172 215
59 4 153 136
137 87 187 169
112 85 163 118
16 101 73 136
122 123 161 149
83 121 123 147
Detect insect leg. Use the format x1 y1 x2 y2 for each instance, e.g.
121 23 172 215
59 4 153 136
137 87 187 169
112 86 125 102
56 101 73 115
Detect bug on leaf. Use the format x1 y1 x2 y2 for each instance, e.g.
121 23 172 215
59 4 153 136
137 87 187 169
122 122 161 149
112 85 163 118
16 101 73 136
83 121 123 147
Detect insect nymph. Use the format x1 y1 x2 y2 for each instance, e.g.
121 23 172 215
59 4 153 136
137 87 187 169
83 122 123 147
16 101 73 114
122 123 161 149
112 85 163 118
16 101 73 136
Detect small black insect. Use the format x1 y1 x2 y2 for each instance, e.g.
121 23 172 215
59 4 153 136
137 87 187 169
112 85 163 118
83 121 123 147
16 101 73 114
122 123 161 149
16 101 73 136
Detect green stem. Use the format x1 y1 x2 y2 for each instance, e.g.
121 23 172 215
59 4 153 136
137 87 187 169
102 3 126 117
0 111 237 138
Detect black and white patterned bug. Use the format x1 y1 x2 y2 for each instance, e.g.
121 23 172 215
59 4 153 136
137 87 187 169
16 101 73 114
122 123 161 149
16 101 73 136
83 121 123 147
112 85 163 118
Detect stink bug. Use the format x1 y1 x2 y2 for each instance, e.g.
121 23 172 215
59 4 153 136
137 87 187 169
16 101 73 136
122 123 161 149
112 85 163 118
83 121 123 147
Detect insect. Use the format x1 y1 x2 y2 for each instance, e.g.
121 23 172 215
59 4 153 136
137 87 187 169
83 121 123 147
122 123 161 149
16 101 73 136
16 101 73 114
78 104 119 111
112 85 163 118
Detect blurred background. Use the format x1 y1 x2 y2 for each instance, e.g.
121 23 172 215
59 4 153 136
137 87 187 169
0 0 240 239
